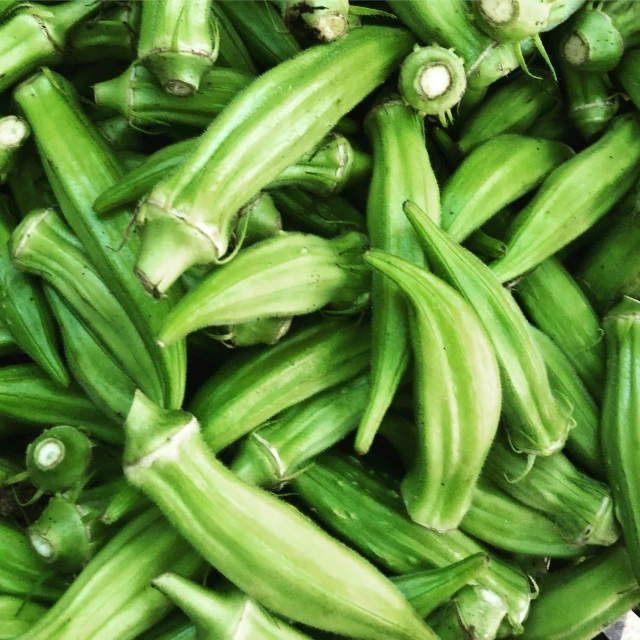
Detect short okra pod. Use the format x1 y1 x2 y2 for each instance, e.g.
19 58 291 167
355 96 437 455
124 392 438 640
616 48 640 110
0 116 29 184
0 596 47 638
209 1 257 74
366 250 501 531
442 134 574 242
190 318 371 453
491 115 640 284
138 0 218 96
153 574 311 640
405 200 572 456
133 26 414 293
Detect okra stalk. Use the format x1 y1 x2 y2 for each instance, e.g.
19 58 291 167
283 0 349 43
190 318 371 452
133 26 414 293
474 0 551 42
209 1 257 74
0 116 29 183
68 13 137 63
491 115 640 284
123 392 438 640
14 68 187 410
615 48 640 111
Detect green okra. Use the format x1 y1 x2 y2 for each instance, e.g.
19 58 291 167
463 229 506 261
14 68 186 411
544 0 587 31
0 115 29 183
209 1 257 73
138 0 217 96
520 545 640 640
616 48 640 110
483 438 620 547
531 326 603 478
405 201 572 456
101 482 146 526
491 115 640 284
133 26 414 294
123 392 437 640
0 0 99 93
601 297 640 584
26 426 92 494
12 209 165 405
68 12 137 63
153 574 311 640
159 232 370 342
231 374 370 488
527 104 573 142
95 115 146 152
136 613 195 640
283 0 349 43
456 72 558 154
0 196 68 386
220 317 293 349
442 134 574 242
218 0 301 70
366 250 501 531
514 257 605 400
0 0 19 21
19 509 204 640
190 318 371 453
0 596 47 639
8 150 56 216
355 96 437 455
292 452 532 635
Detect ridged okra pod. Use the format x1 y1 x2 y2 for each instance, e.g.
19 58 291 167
405 201 572 456
153 574 311 640
483 439 619 547
133 26 414 294
0 596 46 638
514 257 605 400
94 63 254 130
191 318 371 452
19 509 203 640
0 0 99 93
138 0 217 96
209 1 257 73
231 374 369 487
616 48 640 110
0 196 68 386
11 209 164 405
491 115 640 284
124 392 438 640
442 134 573 242
520 545 640 640
355 97 437 454
14 68 186 410
292 452 532 635
366 251 501 530
0 116 29 184
601 297 640 583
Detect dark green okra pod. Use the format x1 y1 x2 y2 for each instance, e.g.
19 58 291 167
355 96 437 454
95 116 146 153
209 1 256 73
68 11 137 63
616 48 640 110
123 392 438 640
133 26 414 293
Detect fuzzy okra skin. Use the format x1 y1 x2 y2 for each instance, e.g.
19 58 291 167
405 201 571 456
123 392 438 640
191 318 371 453
491 115 640 284
355 96 437 455
14 68 186 411
442 134 574 242
133 26 414 294
366 251 501 530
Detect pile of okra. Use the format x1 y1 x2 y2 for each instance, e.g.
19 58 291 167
2 0 640 638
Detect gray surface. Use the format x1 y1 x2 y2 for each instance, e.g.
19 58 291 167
605 612 640 640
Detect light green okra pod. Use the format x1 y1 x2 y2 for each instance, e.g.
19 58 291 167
355 96 437 455
124 392 438 640
133 26 414 294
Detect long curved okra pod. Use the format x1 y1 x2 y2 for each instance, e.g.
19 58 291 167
405 201 571 456
366 251 501 530
354 96 437 454
124 392 438 640
14 69 186 410
442 134 573 242
191 318 370 452
133 26 414 295
491 115 640 284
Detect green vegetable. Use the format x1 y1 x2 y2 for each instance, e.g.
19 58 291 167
209 0 257 73
0 115 29 183
283 0 350 43
68 12 137 63
0 596 47 639
615 48 640 110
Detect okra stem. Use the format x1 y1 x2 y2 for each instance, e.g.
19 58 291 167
0 116 29 183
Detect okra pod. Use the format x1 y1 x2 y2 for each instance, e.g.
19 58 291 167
190 318 371 452
8 151 56 216
221 316 293 349
366 250 501 530
527 104 573 142
405 201 571 456
0 115 29 183
463 229 507 261
283 0 349 43
474 0 551 43
136 614 195 640
153 574 311 640
520 545 640 640
544 0 588 31
95 115 145 152
491 115 640 284
0 322 18 358
0 596 46 639
133 26 414 293
68 13 137 63
616 48 640 110
14 68 186 410
355 96 436 454
442 134 574 242
514 257 605 400
209 1 257 74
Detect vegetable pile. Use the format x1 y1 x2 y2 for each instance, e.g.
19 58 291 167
1 0 640 638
